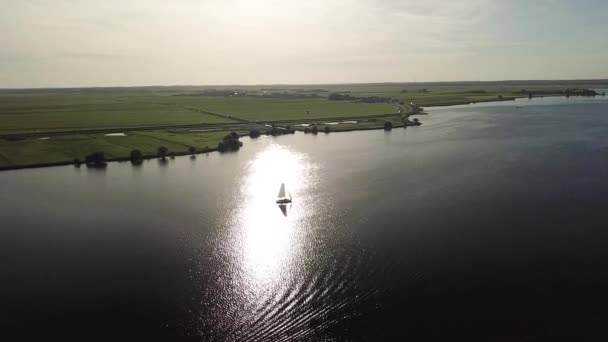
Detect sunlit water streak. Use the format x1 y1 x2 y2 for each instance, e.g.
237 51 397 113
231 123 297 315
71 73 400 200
235 143 312 287
191 140 382 340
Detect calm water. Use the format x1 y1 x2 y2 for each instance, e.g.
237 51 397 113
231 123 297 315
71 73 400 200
2 96 608 339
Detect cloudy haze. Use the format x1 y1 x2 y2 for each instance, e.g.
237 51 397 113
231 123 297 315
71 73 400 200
1 0 607 87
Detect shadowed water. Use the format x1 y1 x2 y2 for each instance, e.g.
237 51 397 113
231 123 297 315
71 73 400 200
2 96 608 340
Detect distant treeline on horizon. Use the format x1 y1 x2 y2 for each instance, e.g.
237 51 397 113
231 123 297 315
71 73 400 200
2 79 608 94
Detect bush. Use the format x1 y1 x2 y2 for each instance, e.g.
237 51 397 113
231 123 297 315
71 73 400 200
249 129 261 138
304 127 310 134
269 126 293 136
130 149 142 160
188 146 196 155
384 121 393 131
130 149 143 164
324 126 330 134
311 125 318 134
73 158 81 167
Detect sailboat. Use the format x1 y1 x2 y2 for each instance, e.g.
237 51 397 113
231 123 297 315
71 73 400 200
276 183 292 204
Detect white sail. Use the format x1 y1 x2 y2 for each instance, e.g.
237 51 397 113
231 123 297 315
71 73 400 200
278 183 286 198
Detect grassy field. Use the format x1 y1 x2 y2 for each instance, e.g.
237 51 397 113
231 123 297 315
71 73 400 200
0 130 235 168
1 80 606 169
0 94 235 133
168 96 398 122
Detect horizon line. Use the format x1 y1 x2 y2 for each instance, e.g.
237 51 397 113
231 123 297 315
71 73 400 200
2 78 608 91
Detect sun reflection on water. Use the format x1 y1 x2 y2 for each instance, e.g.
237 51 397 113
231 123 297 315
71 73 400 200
234 141 315 288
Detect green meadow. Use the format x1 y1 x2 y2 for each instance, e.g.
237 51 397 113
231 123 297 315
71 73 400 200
0 94 234 133
0 131 234 167
169 96 399 122
1 81 605 169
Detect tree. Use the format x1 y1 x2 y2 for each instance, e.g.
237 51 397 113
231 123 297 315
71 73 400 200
130 149 143 164
218 132 243 152
324 126 330 134
188 146 196 155
384 121 393 131
73 158 81 167
85 151 107 168
249 129 261 138
528 92 533 99
157 146 168 159
311 125 318 134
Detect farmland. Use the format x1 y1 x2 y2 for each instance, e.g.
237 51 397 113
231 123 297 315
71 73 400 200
1 80 606 169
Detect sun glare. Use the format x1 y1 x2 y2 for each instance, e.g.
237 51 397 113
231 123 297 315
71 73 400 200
234 142 315 289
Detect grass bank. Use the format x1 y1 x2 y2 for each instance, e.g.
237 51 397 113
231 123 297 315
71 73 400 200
0 130 242 169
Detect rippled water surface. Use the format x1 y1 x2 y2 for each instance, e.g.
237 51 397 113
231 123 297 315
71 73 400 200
2 96 608 339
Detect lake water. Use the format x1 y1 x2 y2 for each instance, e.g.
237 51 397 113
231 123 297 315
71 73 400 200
2 96 608 339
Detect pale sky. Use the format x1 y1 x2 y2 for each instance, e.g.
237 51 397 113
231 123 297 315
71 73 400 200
1 0 607 88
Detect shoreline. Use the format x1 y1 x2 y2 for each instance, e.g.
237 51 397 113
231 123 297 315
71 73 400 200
0 147 220 172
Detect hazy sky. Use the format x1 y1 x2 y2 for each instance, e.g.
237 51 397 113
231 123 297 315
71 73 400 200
1 0 607 87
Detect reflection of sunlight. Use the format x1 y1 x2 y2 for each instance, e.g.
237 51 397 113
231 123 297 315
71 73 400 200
236 142 313 287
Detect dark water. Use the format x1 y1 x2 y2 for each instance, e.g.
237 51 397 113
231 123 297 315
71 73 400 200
2 96 608 340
